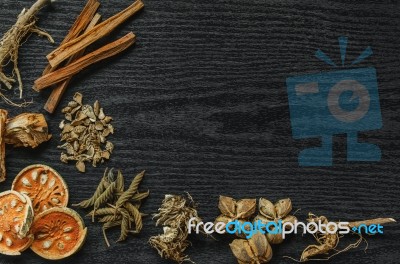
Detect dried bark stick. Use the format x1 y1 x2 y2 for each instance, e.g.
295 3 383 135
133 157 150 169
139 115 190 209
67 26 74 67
44 13 102 114
41 0 100 76
46 0 144 68
5 113 51 148
0 0 53 103
0 110 8 183
34 32 136 90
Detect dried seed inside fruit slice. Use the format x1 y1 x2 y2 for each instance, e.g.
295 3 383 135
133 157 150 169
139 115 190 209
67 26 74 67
0 190 34 255
30 207 87 260
12 164 69 214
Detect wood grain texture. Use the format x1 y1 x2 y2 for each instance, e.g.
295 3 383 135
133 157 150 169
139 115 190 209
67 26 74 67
0 0 399 263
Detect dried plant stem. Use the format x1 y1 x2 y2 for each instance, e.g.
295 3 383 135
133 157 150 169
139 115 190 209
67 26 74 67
43 13 102 113
34 32 135 90
47 0 144 68
346 218 396 228
0 109 8 183
0 0 53 103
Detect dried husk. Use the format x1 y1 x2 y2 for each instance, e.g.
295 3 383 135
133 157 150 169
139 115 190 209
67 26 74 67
230 233 273 264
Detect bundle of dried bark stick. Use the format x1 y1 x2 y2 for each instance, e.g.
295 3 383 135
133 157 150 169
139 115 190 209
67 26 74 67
33 0 144 113
0 111 51 183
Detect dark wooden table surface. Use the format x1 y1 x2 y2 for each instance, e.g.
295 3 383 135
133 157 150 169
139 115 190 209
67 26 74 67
0 0 399 263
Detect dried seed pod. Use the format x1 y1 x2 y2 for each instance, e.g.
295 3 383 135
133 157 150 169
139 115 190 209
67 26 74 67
73 92 83 105
12 164 69 215
230 233 273 264
254 197 296 244
0 190 34 255
30 207 87 260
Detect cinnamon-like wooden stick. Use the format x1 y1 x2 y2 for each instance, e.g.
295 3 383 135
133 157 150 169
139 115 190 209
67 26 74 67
42 0 100 75
44 13 102 114
47 0 143 68
0 109 7 183
34 32 136 90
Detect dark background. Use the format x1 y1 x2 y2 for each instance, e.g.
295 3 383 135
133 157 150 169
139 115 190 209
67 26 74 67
0 0 399 263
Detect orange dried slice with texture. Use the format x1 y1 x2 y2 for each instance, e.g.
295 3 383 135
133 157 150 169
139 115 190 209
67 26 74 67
0 190 34 255
30 207 87 260
12 164 69 214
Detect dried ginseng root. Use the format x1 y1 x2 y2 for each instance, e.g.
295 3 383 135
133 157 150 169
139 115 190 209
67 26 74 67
0 0 54 105
253 198 297 244
149 193 202 263
30 207 87 260
296 213 396 262
74 168 148 247
230 233 273 264
0 190 34 255
5 113 52 148
58 92 114 172
12 164 69 214
214 195 256 237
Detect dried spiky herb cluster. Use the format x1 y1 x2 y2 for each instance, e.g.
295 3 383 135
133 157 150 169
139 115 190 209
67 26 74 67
58 92 114 172
149 194 202 263
73 168 148 247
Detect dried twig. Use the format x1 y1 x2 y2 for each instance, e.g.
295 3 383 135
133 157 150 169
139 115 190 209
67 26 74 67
47 0 144 68
0 0 54 104
34 32 135 90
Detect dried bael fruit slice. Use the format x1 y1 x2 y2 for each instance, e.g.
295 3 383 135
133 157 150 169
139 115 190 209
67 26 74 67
30 207 87 260
12 164 69 214
0 190 34 255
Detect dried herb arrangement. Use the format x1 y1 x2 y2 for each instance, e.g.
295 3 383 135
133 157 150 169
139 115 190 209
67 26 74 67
33 0 144 113
213 196 395 264
0 165 86 259
74 168 148 247
0 111 51 183
0 0 54 106
149 194 203 263
58 92 114 172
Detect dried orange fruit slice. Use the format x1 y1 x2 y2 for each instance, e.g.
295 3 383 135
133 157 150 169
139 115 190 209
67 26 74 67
12 164 69 214
0 190 34 255
30 207 87 260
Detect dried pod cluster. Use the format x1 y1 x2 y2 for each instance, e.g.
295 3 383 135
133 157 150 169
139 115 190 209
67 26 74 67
74 168 148 247
149 194 202 263
215 195 256 237
0 164 86 260
214 196 295 264
58 92 114 172
254 198 297 244
230 233 273 264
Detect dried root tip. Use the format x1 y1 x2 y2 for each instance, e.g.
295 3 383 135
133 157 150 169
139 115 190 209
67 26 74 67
31 27 55 43
347 218 396 228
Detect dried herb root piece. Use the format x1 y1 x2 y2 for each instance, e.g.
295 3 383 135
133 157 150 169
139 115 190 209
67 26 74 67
12 164 69 215
30 207 87 260
0 190 34 256
0 109 7 182
0 0 54 105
